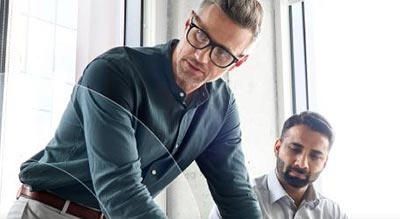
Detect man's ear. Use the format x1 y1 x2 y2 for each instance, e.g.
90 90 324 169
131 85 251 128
185 17 190 29
185 10 195 30
274 138 281 156
323 155 329 168
228 55 249 71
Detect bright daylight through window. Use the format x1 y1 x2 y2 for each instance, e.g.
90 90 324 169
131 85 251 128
307 0 400 218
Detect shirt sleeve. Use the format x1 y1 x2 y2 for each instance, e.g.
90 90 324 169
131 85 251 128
196 96 262 219
74 57 167 219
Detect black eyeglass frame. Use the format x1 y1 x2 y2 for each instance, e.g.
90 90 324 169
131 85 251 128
186 15 240 68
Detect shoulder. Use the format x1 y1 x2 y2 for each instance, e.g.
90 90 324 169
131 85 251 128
81 45 167 84
252 174 269 192
208 79 233 99
317 193 348 218
317 193 340 207
205 79 237 114
96 46 165 68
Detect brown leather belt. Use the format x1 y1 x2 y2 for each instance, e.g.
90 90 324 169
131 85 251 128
17 185 105 219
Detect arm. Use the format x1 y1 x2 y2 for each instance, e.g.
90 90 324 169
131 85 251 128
75 57 167 218
196 96 261 219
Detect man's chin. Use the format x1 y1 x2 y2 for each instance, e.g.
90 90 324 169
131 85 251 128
289 183 308 189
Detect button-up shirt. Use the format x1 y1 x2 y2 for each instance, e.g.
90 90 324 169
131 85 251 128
256 171 348 219
19 40 261 219
210 171 348 219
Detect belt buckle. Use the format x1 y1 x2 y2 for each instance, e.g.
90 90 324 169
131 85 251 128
16 184 31 199
16 186 22 199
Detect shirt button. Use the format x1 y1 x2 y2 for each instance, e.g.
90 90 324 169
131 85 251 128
179 92 185 97
151 169 157 175
175 144 179 149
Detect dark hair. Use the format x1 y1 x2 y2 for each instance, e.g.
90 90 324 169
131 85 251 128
280 111 334 149
199 0 263 39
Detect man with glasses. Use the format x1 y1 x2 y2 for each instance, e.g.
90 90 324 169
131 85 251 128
8 0 264 219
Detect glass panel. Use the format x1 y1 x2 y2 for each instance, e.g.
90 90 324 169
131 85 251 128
124 0 143 46
56 0 77 29
0 0 78 217
307 0 400 217
26 18 55 76
289 2 309 113
30 0 56 22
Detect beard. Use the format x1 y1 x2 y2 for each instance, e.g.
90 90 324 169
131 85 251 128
175 58 206 88
276 157 321 188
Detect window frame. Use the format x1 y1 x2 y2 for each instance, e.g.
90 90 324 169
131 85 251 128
289 0 309 113
124 0 143 47
0 0 10 146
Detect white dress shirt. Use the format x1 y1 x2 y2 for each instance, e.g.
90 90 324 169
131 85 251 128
209 171 348 219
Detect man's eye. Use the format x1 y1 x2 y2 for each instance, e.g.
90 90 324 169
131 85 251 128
195 30 208 43
310 153 322 160
214 47 229 57
213 47 231 60
289 147 301 153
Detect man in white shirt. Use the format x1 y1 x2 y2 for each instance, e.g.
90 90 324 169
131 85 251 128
209 111 348 219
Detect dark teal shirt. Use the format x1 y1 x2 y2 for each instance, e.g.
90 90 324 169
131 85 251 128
19 40 261 219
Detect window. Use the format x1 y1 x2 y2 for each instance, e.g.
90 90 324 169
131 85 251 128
0 0 10 150
289 1 309 113
124 0 143 47
297 0 400 217
0 0 78 216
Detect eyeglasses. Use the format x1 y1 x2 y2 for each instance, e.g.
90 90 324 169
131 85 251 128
186 14 239 68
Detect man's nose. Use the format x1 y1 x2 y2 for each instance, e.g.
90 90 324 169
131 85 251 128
294 153 309 170
194 46 211 63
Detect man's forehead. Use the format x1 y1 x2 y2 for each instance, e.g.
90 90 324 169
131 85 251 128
282 125 330 151
195 4 253 56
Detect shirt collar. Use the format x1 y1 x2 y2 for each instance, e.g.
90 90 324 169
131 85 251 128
303 182 320 202
267 170 290 204
302 182 321 209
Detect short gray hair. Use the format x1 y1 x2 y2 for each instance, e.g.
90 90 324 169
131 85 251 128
199 0 264 39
